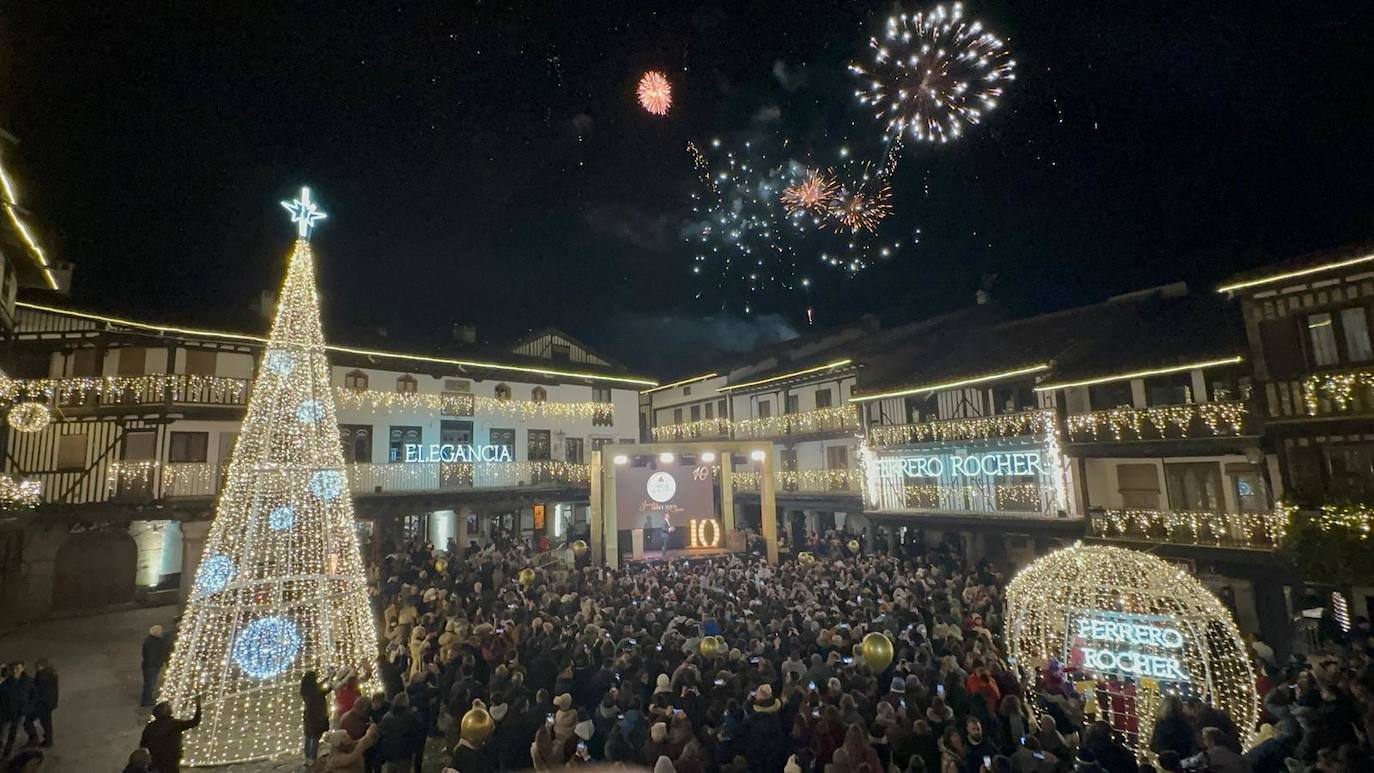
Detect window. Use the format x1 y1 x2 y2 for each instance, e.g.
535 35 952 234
1326 445 1374 501
389 426 422 462
1259 317 1306 379
780 449 798 492
169 432 209 463
903 393 938 423
593 387 612 403
1306 313 1340 367
1208 370 1250 403
590 437 613 454
185 349 217 375
441 392 473 416
1116 463 1161 509
816 389 833 409
344 370 368 390
340 425 372 463
785 394 800 414
1088 381 1134 410
117 347 147 376
1341 307 1374 362
704 402 715 420
1145 373 1192 406
566 437 584 464
673 408 683 424
1229 466 1269 511
593 387 614 426
531 386 547 403
683 385 692 396
1165 462 1223 511
495 383 512 401
993 383 1037 414
56 434 87 471
70 348 99 377
527 430 551 460
489 428 515 458
758 401 772 419
827 446 851 490
444 379 471 393
690 405 701 421
718 399 727 418
550 343 571 362
122 431 157 461
441 420 473 446
396 374 418 393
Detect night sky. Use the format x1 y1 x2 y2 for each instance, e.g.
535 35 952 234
4 2 1374 374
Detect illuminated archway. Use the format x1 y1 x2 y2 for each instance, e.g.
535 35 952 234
1005 542 1258 755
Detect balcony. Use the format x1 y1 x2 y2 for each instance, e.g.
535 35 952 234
2 375 251 411
651 417 732 442
1087 508 1286 550
732 406 860 440
1297 368 1374 418
334 388 614 423
867 409 1053 447
102 460 591 502
732 468 863 495
1065 401 1248 442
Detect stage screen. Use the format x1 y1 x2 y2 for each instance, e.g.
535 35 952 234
615 463 715 531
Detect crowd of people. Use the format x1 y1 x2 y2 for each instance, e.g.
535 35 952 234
280 527 1373 773
72 523 1374 773
0 660 57 773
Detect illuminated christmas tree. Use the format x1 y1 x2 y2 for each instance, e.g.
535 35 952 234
160 188 378 765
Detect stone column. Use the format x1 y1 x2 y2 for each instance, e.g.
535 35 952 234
129 520 169 588
178 520 212 602
456 506 472 555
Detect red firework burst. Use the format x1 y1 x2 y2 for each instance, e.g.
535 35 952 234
637 71 672 116
781 170 838 217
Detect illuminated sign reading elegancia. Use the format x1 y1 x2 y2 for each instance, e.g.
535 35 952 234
403 443 514 463
878 450 1045 479
1071 611 1189 682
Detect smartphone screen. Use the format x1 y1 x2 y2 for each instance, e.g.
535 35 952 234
546 713 554 724
937 684 945 696
983 755 991 769
714 679 725 687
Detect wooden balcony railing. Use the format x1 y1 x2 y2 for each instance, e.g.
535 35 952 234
1087 508 1286 549
1065 401 1247 441
0 375 251 410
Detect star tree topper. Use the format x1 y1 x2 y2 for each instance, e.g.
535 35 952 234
281 186 327 240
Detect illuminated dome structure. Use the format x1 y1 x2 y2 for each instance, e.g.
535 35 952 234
1006 543 1258 755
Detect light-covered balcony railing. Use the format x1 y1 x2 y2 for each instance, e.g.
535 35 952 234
334 388 615 423
732 468 863 494
1302 368 1374 417
732 406 860 440
1065 401 1248 442
105 460 591 500
1087 508 1287 549
867 409 1053 447
2 375 250 410
651 417 733 442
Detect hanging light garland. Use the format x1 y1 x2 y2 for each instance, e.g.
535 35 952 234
1005 543 1259 758
731 468 862 493
6 401 51 433
333 388 613 422
1313 503 1374 539
1304 369 1374 414
652 417 733 442
1089 508 1287 548
0 374 248 406
903 482 1054 510
0 474 41 508
1065 402 1246 441
867 409 1053 447
732 406 860 439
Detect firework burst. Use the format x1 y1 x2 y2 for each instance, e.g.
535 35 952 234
781 169 838 218
850 2 1015 143
826 162 893 233
637 71 673 116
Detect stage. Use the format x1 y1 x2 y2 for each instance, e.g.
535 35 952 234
622 547 737 563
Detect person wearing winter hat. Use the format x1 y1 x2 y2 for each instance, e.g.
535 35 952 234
319 725 377 773
654 755 677 773
643 722 670 766
784 753 803 773
552 694 577 744
654 673 673 695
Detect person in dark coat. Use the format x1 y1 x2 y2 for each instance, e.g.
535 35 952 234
0 665 20 759
377 692 425 773
1149 696 1195 761
742 684 788 773
1 663 34 756
139 696 201 773
141 626 169 707
301 671 331 762
28 660 57 747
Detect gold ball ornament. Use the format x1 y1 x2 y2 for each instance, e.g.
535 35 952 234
798 551 816 565
861 632 894 672
571 539 589 558
518 567 536 587
699 636 723 658
7 402 50 433
434 558 448 573
847 539 860 554
461 699 495 745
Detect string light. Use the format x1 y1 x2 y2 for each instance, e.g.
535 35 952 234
1006 543 1259 757
733 405 860 439
0 474 41 508
1217 252 1374 294
1065 402 1247 441
333 388 613 422
1034 357 1245 392
719 359 854 392
1314 503 1374 538
732 468 862 493
0 374 248 406
641 373 718 395
868 408 1052 446
903 482 1053 509
159 232 379 766
1089 508 1287 549
0 151 60 290
1303 369 1374 414
850 364 1051 403
6 401 51 433
651 418 734 442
